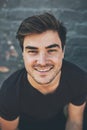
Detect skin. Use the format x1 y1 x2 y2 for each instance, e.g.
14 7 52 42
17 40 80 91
0 30 86 130
65 102 86 130
23 30 64 94
0 117 19 130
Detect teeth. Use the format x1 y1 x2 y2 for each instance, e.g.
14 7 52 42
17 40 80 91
34 66 53 72
38 69 50 72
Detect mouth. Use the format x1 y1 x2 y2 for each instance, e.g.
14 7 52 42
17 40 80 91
34 65 54 72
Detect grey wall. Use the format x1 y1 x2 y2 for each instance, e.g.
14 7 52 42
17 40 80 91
0 0 87 86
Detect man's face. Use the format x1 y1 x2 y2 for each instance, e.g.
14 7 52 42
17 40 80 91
23 30 64 86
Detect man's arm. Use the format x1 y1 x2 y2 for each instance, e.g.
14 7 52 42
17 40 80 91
0 116 19 130
65 102 86 130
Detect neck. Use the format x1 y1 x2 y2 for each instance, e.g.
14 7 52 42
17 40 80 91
27 71 61 95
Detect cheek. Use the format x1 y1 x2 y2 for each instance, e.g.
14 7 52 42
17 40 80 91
52 53 64 62
52 54 63 67
58 53 64 60
23 55 36 68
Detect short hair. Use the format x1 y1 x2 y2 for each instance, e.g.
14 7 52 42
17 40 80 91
16 12 67 51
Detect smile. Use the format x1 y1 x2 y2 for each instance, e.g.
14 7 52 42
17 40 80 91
34 66 54 72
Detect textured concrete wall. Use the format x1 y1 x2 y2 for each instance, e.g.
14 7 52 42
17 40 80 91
0 0 87 86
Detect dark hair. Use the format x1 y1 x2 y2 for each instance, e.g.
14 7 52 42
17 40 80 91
16 13 67 51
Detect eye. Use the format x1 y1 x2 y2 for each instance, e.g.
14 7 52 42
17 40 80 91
27 50 38 54
48 49 57 53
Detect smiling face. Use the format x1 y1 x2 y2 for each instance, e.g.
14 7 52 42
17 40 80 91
23 30 65 88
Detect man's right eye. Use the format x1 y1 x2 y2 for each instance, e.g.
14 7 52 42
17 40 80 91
27 50 38 54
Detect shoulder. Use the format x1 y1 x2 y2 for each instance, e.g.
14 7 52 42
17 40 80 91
62 59 87 77
0 68 27 120
62 60 87 94
0 68 27 99
1 68 26 89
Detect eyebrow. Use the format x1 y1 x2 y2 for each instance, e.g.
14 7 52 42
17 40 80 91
25 43 60 50
45 44 60 49
25 46 38 50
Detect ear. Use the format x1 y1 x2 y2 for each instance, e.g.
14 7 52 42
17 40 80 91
63 46 65 53
22 52 24 58
62 46 65 59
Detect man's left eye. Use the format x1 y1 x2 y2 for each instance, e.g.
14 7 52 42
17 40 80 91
48 50 57 53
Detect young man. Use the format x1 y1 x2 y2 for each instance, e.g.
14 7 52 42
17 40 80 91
0 13 87 130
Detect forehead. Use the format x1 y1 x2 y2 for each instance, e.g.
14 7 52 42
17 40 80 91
23 30 62 48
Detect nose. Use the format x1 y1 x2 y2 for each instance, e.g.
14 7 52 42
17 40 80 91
37 52 47 66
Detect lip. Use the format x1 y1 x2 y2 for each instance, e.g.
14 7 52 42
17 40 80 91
34 66 54 73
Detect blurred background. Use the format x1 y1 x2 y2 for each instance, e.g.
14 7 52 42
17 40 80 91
0 0 87 86
0 0 87 129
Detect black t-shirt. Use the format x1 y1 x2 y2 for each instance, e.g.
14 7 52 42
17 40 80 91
0 60 87 130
